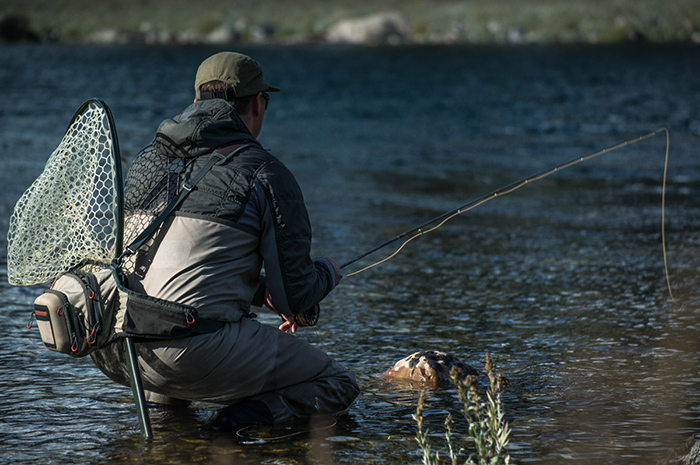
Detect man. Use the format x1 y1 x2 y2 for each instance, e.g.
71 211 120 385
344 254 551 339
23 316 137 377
91 51 359 429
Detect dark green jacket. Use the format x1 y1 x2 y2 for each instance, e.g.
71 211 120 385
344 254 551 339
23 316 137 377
122 99 337 321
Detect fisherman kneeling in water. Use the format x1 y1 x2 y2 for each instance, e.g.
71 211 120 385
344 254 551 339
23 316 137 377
90 51 359 429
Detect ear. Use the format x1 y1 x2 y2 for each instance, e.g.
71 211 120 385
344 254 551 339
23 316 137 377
251 92 265 117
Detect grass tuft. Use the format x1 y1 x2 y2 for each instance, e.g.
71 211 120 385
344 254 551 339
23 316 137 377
413 353 511 465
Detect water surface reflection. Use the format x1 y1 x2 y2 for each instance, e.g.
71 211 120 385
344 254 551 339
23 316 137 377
1 43 699 464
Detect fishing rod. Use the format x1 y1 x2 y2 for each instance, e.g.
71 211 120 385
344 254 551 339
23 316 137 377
340 128 672 294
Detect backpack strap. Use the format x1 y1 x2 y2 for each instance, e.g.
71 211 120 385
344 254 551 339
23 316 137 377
114 142 254 267
138 157 195 210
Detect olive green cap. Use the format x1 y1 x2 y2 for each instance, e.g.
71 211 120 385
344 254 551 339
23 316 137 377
194 51 280 100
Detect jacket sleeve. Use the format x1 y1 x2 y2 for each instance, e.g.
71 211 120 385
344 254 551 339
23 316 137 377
252 159 338 317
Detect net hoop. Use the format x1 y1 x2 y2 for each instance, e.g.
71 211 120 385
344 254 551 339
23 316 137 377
7 99 124 286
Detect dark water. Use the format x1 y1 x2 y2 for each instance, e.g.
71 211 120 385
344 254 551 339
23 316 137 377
1 43 700 464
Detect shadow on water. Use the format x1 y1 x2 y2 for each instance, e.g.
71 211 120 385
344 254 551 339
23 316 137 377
1 43 700 464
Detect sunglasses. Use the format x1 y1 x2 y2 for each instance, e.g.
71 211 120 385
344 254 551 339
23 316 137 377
261 92 270 109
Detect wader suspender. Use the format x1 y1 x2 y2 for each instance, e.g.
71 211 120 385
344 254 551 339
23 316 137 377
117 141 254 264
114 141 254 441
137 157 191 210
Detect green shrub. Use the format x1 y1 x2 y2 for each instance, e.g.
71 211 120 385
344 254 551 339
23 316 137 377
413 353 511 465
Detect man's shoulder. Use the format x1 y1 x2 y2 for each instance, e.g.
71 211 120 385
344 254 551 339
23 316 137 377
231 145 289 175
236 149 301 196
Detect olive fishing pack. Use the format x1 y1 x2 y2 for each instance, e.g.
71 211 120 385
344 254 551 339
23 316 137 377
33 269 118 357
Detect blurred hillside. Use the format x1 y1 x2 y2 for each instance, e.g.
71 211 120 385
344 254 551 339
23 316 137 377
1 0 699 45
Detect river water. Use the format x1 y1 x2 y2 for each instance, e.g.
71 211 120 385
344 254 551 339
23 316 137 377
1 43 699 464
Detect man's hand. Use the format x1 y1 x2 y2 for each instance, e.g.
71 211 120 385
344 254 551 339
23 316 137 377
263 289 298 333
277 313 298 333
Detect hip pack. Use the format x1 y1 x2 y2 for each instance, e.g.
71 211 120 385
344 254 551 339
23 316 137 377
33 269 117 357
32 266 221 357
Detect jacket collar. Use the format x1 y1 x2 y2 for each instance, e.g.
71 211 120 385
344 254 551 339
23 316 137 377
155 99 256 158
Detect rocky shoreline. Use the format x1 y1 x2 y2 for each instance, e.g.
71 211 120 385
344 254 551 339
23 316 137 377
2 12 700 46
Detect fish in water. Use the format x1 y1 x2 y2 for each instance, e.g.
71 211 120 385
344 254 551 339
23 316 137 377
383 350 480 387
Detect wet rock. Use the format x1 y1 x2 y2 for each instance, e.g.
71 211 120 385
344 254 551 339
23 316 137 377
88 26 206 45
88 29 133 45
206 25 242 45
139 22 175 45
205 21 250 45
174 30 204 45
326 13 410 45
251 24 277 44
383 350 479 387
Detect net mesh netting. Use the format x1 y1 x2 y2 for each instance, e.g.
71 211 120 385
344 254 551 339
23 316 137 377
7 100 121 286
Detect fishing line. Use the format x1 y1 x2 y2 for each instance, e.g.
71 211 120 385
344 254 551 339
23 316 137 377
341 128 675 302
659 128 674 302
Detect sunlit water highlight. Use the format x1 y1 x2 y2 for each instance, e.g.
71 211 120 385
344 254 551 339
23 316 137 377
0 43 699 464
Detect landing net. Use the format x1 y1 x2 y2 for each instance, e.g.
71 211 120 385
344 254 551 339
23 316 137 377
7 99 123 286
